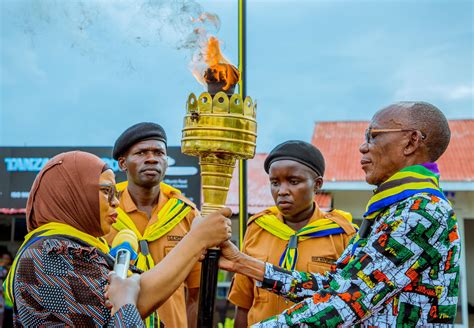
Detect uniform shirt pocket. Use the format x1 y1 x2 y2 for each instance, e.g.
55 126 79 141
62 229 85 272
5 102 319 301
307 259 334 275
164 245 174 257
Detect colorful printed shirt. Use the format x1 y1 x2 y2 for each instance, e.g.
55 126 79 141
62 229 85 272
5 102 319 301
253 193 460 327
12 238 145 327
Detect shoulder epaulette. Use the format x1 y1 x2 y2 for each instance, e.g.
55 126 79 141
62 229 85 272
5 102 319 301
327 209 353 222
161 182 198 210
247 206 279 226
115 180 197 210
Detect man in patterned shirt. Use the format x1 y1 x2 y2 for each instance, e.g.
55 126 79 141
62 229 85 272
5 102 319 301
220 101 461 327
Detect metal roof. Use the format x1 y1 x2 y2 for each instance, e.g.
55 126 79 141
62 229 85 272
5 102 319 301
311 120 474 182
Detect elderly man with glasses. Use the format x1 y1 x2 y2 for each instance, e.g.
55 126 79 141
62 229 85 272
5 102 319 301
219 101 461 327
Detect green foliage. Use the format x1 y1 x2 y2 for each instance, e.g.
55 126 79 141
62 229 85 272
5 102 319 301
217 318 234 328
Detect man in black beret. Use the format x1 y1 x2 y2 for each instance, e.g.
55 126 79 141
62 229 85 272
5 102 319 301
105 122 202 328
228 140 357 327
111 122 167 161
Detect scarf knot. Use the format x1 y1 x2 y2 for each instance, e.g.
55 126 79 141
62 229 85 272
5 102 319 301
253 206 357 270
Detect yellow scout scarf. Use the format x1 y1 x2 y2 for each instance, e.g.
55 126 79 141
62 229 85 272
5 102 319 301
114 181 192 328
114 181 192 270
254 206 358 270
4 222 110 305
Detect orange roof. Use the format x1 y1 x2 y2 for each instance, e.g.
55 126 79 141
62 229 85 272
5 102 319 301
226 154 333 214
311 120 474 182
226 154 271 214
225 119 473 213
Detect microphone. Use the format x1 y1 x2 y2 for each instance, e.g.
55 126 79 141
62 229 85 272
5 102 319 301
110 229 139 279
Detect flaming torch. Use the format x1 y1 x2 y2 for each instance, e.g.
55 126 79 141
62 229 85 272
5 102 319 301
182 36 257 327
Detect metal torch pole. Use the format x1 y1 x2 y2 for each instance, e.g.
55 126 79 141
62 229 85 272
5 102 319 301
197 252 220 326
197 2 248 326
197 206 222 328
238 0 248 250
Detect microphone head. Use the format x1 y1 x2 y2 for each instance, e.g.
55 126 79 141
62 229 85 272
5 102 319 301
110 229 139 260
112 229 138 251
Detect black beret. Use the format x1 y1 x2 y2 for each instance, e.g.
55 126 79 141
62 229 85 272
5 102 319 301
112 122 167 160
264 140 325 176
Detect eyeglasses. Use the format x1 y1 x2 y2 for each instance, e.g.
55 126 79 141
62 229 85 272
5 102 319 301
99 184 119 205
364 128 426 144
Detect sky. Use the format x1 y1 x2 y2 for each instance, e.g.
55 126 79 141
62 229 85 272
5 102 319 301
1 0 473 153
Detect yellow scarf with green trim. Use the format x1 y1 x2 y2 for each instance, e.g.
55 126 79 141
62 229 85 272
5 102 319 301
4 222 110 306
114 181 192 271
255 206 357 270
114 182 192 328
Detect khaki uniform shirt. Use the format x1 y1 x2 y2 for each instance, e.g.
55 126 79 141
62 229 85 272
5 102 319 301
105 187 201 328
228 204 356 325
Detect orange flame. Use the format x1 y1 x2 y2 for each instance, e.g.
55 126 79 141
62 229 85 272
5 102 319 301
191 36 240 91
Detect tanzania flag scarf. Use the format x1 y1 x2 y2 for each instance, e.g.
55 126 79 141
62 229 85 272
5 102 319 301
352 163 447 255
4 222 110 306
364 163 447 220
114 182 192 328
254 206 357 270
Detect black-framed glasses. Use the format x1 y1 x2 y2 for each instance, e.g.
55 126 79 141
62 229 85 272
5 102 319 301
99 184 119 205
365 128 426 144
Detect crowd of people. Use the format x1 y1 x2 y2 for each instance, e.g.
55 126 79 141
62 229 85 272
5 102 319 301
2 101 461 327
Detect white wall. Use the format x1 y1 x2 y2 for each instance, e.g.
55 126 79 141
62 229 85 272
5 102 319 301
449 191 474 306
449 191 474 217
330 190 373 219
463 219 474 307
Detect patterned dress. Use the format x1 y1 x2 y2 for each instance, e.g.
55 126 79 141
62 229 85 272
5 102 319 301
12 238 144 327
253 193 460 327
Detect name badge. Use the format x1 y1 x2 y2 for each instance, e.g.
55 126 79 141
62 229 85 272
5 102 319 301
311 256 335 265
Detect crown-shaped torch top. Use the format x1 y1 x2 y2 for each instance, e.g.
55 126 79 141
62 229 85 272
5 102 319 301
182 91 257 160
186 91 256 119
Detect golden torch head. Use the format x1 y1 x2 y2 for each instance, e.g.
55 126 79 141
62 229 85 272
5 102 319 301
181 91 257 215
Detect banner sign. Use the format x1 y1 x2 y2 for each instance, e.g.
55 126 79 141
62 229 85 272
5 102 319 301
0 147 200 209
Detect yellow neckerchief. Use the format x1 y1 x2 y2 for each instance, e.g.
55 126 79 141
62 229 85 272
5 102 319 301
253 206 358 270
114 182 192 328
114 181 192 270
4 222 110 306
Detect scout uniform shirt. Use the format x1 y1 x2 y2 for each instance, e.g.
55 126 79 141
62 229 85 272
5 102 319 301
227 203 356 325
104 183 201 328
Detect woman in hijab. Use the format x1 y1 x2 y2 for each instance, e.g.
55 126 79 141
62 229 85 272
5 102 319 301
4 151 232 327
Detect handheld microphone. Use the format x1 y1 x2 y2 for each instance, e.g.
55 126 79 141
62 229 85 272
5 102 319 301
110 229 139 279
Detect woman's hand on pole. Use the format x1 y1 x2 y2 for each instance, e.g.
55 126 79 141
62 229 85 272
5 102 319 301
190 207 233 249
